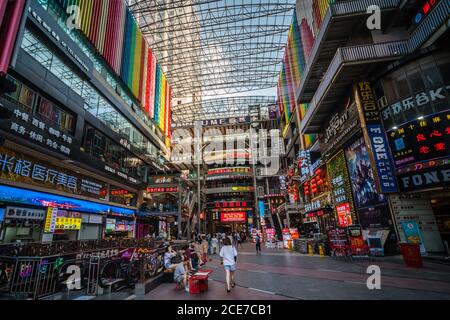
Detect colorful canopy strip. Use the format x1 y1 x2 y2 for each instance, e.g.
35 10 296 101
54 0 171 138
277 0 333 146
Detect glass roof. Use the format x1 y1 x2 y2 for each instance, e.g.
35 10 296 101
171 96 277 124
128 0 295 121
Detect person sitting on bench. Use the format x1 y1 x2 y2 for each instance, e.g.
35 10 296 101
164 245 178 271
174 256 190 289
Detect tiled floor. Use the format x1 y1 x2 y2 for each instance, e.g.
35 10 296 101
139 243 450 300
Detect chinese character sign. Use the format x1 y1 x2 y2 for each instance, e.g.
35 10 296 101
326 150 356 223
0 147 107 199
355 81 398 193
387 111 450 168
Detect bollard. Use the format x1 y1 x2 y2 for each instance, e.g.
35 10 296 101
308 244 313 256
319 245 325 257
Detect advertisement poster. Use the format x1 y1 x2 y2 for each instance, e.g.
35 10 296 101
336 203 352 227
346 137 392 229
289 228 299 240
282 228 291 248
265 228 276 240
401 221 426 255
346 137 387 208
326 150 356 223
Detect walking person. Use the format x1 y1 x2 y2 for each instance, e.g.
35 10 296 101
255 233 262 255
219 237 238 293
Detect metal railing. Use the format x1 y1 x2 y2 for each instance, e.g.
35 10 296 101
301 0 450 133
0 240 188 300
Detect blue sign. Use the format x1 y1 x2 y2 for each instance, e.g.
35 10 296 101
258 201 266 219
367 125 398 193
401 221 426 255
0 185 135 216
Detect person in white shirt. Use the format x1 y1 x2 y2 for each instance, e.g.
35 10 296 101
219 237 238 293
211 236 219 255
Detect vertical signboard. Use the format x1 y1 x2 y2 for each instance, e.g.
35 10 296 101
326 150 356 226
44 207 58 233
354 81 398 193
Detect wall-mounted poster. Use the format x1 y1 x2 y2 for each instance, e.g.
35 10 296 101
346 137 392 229
345 137 387 208
326 150 356 224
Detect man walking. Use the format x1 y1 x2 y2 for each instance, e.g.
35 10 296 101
255 233 262 255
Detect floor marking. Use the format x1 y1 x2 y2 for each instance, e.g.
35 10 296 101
125 295 136 300
248 288 276 295
73 296 95 300
344 281 367 285
247 270 267 274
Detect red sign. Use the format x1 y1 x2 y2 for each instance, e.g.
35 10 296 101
208 167 251 175
111 189 131 196
215 201 248 208
147 186 179 193
220 212 246 223
337 203 353 227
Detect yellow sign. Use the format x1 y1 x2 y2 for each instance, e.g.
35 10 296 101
44 207 57 233
231 186 254 192
55 217 82 230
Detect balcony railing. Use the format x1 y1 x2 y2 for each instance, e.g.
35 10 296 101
297 0 402 102
301 0 450 133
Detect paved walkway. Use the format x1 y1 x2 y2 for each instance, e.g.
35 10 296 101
139 243 450 300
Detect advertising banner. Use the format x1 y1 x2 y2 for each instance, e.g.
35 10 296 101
401 221 426 255
354 81 398 193
345 137 392 228
326 150 356 224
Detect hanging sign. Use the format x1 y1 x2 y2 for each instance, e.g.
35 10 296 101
354 81 398 193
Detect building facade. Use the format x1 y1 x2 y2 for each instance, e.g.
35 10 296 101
0 0 174 243
278 0 450 254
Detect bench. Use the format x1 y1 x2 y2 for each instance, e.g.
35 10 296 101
162 269 174 283
102 278 124 296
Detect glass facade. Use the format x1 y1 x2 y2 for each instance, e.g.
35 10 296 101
36 0 156 134
82 124 145 180
21 28 159 159
5 76 76 134
375 49 450 130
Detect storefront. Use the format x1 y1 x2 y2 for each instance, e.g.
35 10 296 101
319 91 398 254
0 184 135 243
373 47 450 253
0 145 135 242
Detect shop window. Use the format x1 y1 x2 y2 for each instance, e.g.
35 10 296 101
436 50 450 85
17 84 36 114
406 62 425 93
381 74 398 103
35 97 75 134
420 55 443 89
393 69 410 101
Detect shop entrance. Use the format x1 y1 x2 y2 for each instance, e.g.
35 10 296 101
431 191 450 253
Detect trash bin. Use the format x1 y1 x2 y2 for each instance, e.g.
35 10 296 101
399 243 423 268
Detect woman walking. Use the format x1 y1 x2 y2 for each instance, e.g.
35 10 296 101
219 237 238 293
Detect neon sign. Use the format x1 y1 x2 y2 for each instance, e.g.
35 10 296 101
414 0 438 25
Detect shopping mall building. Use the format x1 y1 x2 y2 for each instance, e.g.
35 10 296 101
0 0 175 242
278 0 450 255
